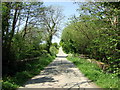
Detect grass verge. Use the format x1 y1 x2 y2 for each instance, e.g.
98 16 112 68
67 56 119 88
2 54 55 90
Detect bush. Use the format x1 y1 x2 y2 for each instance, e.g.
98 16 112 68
50 46 58 56
15 71 32 85
2 54 55 90
2 81 18 90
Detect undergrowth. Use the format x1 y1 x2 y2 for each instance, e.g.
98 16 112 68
2 54 55 90
67 56 119 88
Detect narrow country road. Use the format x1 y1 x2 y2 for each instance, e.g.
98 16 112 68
19 47 99 89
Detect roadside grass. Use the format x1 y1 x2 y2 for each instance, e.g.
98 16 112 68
2 54 55 90
67 56 119 88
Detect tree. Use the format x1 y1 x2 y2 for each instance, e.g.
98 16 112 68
2 2 45 75
41 6 64 54
61 2 120 74
21 2 45 38
2 2 23 74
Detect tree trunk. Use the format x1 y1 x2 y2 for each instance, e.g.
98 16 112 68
46 34 52 55
3 6 18 75
23 6 31 38
2 3 11 75
23 13 29 38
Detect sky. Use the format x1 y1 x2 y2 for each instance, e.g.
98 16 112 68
43 2 80 44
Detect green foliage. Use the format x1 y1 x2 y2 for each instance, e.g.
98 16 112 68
2 55 55 90
15 71 32 84
49 43 59 56
50 46 58 56
2 2 61 90
52 43 59 49
61 2 120 75
11 30 43 60
68 56 119 88
2 2 46 75
2 81 18 90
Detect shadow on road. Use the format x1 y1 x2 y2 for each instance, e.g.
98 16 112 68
69 80 93 88
24 76 57 86
20 47 99 88
24 56 77 86
40 59 76 76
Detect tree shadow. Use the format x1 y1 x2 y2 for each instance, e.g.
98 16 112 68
23 55 81 87
69 80 93 89
40 59 77 76
48 60 75 67
24 76 57 86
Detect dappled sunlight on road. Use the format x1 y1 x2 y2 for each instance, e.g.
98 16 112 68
18 47 99 89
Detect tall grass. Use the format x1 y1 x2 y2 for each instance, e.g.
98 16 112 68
2 54 55 90
67 56 119 88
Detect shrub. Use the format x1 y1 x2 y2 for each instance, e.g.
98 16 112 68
50 46 58 56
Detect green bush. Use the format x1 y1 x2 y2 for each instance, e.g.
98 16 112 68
2 54 55 90
15 71 32 85
2 81 18 90
50 46 58 56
